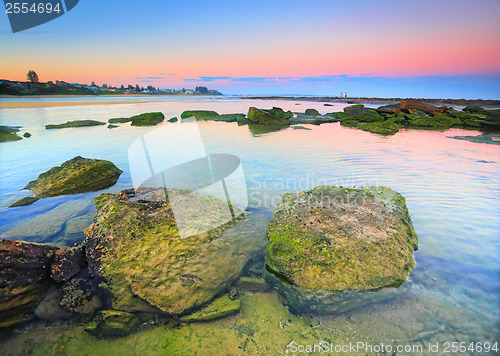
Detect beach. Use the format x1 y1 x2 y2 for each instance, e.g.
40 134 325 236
0 100 154 109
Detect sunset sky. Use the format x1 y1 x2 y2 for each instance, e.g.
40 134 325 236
1 0 499 98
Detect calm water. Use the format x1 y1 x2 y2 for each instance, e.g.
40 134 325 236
0 97 499 354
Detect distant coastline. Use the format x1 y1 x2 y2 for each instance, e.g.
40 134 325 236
242 96 500 108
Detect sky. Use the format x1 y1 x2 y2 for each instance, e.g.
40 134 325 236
1 0 499 98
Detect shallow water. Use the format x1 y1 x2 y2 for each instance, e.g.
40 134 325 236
0 97 499 354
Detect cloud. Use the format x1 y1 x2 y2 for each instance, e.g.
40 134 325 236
182 75 356 83
160 73 176 76
135 76 164 80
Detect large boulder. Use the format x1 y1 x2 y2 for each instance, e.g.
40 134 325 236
247 107 292 124
0 240 58 329
10 156 122 207
84 188 267 315
264 186 418 312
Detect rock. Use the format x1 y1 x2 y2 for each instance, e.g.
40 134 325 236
237 276 268 292
167 117 178 123
265 186 418 292
291 126 312 130
449 135 500 145
23 132 31 138
376 104 401 114
34 288 72 321
180 110 219 119
180 295 241 322
85 310 140 338
107 124 118 129
84 188 267 314
247 107 292 124
193 113 246 122
8 196 40 208
0 125 22 142
263 267 409 314
237 116 250 126
357 121 399 135
290 115 338 125
11 156 122 206
406 112 461 128
463 106 486 114
398 100 447 115
324 103 333 106
59 277 102 316
0 240 58 329
342 105 383 123
45 120 106 129
304 109 321 116
50 245 87 283
248 124 289 136
108 117 131 124
130 112 164 126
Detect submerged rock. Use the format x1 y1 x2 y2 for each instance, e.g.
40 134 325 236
85 310 140 338
0 240 58 329
45 120 106 129
84 188 267 315
180 295 241 322
449 135 500 145
10 156 122 207
291 126 312 130
168 117 178 123
264 186 418 313
247 107 292 124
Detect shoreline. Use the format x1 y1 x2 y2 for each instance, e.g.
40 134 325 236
0 100 155 109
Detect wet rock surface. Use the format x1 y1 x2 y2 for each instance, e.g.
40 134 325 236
84 188 267 315
50 245 88 283
266 186 418 291
0 240 58 329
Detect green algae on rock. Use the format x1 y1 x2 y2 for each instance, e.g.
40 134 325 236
130 112 165 126
84 188 267 315
291 126 312 130
265 186 418 292
357 120 399 135
0 125 22 142
45 120 106 129
23 156 122 199
304 108 321 116
167 117 178 123
247 107 293 124
85 310 140 338
180 110 219 119
180 294 241 322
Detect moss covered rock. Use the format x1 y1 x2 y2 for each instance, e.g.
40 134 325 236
180 110 219 119
108 117 131 124
84 188 267 315
342 105 383 123
15 156 122 205
180 295 240 322
304 108 321 116
247 107 292 124
130 112 164 126
85 310 140 338
167 117 178 123
0 125 22 142
358 121 399 135
265 186 418 292
45 120 106 129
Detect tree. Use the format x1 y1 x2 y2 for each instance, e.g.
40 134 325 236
120 85 125 91
195 86 208 94
135 84 140 92
91 81 96 87
27 70 39 83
